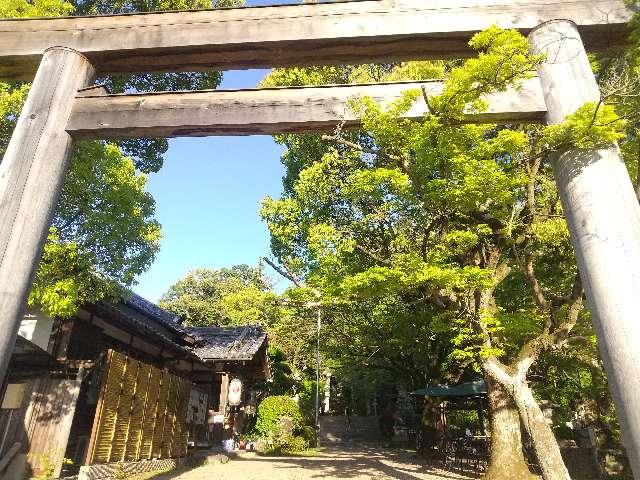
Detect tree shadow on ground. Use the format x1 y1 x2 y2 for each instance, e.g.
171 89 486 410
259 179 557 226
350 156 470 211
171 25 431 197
145 443 478 480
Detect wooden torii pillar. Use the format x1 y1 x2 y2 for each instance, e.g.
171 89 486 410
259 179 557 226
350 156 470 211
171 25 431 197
0 47 95 384
530 20 640 475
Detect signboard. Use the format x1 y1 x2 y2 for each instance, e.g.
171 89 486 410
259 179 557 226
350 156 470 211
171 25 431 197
1 383 26 409
228 378 242 406
187 388 208 425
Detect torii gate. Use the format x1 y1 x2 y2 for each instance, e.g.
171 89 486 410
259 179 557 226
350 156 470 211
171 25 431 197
0 0 639 475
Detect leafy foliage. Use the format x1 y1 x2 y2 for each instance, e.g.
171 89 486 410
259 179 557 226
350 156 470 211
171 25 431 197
254 395 303 437
259 26 626 467
0 0 72 18
0 0 235 318
297 379 323 424
159 265 279 326
542 102 626 150
263 347 297 396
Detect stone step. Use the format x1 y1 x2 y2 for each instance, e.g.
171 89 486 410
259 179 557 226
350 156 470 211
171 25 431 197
319 416 381 443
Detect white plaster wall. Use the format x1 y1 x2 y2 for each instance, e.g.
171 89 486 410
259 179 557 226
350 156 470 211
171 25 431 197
19 310 54 351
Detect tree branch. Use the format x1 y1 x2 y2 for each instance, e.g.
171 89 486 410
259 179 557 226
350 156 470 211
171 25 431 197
321 134 402 161
524 253 550 311
526 154 542 222
353 243 391 266
513 274 583 380
262 256 305 289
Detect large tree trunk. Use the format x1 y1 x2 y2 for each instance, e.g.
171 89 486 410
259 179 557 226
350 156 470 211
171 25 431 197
484 376 539 480
420 395 444 450
512 380 571 480
421 395 442 432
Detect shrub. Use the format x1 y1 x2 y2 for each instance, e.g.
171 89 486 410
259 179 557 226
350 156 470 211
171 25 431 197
283 436 309 454
255 395 303 437
300 425 317 447
298 379 324 423
257 434 309 455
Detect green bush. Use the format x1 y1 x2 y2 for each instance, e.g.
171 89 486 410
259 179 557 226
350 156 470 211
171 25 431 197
283 435 309 453
298 379 324 423
300 425 317 447
257 434 309 455
255 395 303 437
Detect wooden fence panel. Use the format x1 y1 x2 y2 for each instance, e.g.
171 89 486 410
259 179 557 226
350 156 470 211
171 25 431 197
174 379 191 457
110 357 138 462
161 376 178 459
88 350 126 464
169 380 185 457
140 368 161 459
151 372 170 459
86 350 192 465
126 362 151 461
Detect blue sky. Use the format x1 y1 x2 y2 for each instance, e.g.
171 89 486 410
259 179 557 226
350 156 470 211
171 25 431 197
134 68 288 301
134 0 317 301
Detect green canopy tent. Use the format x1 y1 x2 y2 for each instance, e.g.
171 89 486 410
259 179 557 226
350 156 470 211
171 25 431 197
411 379 487 398
411 379 488 436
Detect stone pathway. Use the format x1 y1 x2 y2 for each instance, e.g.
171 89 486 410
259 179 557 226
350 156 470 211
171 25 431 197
148 444 476 480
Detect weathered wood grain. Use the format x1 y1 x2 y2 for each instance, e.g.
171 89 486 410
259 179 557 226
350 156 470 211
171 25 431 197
67 77 547 138
0 47 95 388
0 0 630 80
23 378 82 477
530 20 640 477
0 442 21 473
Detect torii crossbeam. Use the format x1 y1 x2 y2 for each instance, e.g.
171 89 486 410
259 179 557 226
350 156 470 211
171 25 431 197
0 1 639 477
0 0 630 80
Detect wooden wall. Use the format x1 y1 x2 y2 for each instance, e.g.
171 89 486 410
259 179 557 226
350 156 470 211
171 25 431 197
86 350 191 465
0 380 33 461
23 377 81 477
1 377 81 477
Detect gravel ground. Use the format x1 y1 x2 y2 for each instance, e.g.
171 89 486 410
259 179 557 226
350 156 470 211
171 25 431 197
147 444 476 480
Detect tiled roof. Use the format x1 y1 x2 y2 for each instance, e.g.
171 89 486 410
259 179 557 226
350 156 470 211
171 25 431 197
186 325 267 361
124 292 188 335
94 295 201 362
94 293 265 365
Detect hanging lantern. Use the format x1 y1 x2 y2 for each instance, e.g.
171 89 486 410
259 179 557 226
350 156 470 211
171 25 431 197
228 378 243 406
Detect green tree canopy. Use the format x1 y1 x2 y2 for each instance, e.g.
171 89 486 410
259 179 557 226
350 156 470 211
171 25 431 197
159 265 280 326
0 0 236 317
260 26 627 479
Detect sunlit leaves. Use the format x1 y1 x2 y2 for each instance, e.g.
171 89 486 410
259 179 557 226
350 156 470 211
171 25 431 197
159 266 278 327
261 66 349 88
542 102 627 150
29 142 162 316
343 168 411 200
0 0 72 17
28 229 123 317
0 83 29 156
531 218 570 247
431 26 543 119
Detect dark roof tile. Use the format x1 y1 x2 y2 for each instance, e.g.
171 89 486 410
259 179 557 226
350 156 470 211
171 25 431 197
185 325 267 361
124 292 188 334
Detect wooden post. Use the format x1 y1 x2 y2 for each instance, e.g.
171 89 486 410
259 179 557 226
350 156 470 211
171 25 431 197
219 373 229 417
0 47 95 386
530 20 640 477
